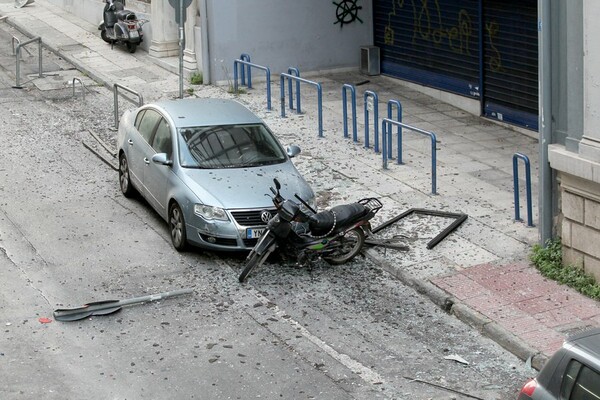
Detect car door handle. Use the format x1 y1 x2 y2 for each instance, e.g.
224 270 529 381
128 139 134 146
144 157 150 165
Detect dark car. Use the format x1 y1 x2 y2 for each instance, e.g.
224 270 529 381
517 328 600 399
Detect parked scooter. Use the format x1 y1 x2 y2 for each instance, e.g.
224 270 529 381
238 178 382 282
99 0 145 53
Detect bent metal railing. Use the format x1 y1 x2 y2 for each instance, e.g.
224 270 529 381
382 118 438 195
233 57 272 111
113 83 144 129
280 73 323 137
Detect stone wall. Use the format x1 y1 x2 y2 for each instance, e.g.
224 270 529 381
552 147 600 280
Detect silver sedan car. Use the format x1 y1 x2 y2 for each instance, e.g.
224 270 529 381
117 98 315 252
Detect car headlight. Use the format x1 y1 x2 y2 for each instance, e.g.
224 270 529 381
194 204 229 221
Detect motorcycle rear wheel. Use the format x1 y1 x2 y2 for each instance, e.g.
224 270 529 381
323 227 365 265
126 42 137 53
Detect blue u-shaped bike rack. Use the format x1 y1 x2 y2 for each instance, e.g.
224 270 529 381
513 153 534 227
387 99 402 161
280 73 323 137
342 84 357 142
382 118 438 195
239 53 251 87
287 67 301 112
364 90 379 150
233 57 272 111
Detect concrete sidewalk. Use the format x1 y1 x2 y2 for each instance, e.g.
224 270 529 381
2 0 599 371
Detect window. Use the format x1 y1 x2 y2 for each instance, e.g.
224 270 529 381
151 118 172 158
136 109 161 143
134 109 146 129
177 124 286 169
561 360 600 399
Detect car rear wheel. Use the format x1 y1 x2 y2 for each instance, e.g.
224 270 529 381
119 154 136 198
169 202 188 251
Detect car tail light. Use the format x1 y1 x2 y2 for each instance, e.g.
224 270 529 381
519 378 538 397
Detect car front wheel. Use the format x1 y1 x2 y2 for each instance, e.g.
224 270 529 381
169 202 188 251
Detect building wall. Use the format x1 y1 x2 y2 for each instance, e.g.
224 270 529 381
46 0 152 51
44 0 373 82
549 0 600 279
204 0 373 83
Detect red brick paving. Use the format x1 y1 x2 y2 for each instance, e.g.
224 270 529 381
431 262 600 357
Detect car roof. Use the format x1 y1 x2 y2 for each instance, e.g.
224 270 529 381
147 98 263 128
567 328 600 359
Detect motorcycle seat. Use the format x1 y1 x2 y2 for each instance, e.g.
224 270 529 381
308 203 367 236
116 10 137 22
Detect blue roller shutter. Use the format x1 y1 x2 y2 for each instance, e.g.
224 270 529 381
482 0 538 130
373 0 539 131
373 0 481 98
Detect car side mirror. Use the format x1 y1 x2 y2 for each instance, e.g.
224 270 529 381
152 153 172 166
286 145 301 158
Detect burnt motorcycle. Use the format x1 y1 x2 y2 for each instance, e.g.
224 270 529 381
99 0 145 53
238 178 382 282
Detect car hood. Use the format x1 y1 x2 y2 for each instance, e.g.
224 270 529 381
180 162 314 210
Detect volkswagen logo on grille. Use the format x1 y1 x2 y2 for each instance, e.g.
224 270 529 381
260 210 273 223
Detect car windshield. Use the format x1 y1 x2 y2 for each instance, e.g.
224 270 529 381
177 123 287 169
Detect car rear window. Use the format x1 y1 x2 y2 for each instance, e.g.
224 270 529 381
177 124 286 168
561 359 600 399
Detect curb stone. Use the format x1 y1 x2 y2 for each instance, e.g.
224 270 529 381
365 247 548 371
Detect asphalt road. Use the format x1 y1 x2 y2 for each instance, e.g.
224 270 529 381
0 24 533 399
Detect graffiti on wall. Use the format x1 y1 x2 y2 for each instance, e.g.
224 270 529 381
333 0 363 26
485 20 503 72
385 0 473 56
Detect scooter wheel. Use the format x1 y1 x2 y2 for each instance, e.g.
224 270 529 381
126 42 137 53
100 30 112 44
323 227 365 265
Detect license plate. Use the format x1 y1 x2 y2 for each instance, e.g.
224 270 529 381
129 30 139 39
246 228 265 239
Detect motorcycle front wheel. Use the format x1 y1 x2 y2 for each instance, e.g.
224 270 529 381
239 236 276 283
323 227 365 265
100 29 112 44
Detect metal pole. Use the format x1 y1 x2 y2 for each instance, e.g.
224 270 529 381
538 0 553 245
179 0 184 99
